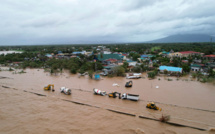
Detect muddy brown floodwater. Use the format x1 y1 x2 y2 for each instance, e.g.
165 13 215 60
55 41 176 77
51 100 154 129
1 68 215 134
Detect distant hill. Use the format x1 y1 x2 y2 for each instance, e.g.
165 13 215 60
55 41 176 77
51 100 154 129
148 34 214 43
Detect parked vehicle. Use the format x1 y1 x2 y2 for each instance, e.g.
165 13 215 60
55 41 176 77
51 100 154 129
93 88 106 96
121 93 139 101
60 87 71 95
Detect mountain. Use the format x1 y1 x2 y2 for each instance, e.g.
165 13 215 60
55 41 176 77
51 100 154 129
148 34 214 43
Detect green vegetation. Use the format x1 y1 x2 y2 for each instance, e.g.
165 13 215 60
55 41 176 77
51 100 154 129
151 46 161 52
111 66 125 77
88 70 94 79
9 67 14 71
147 71 157 79
167 78 173 81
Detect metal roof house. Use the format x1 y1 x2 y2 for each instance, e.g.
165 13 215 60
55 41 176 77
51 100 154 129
159 66 183 73
97 54 122 65
190 64 205 72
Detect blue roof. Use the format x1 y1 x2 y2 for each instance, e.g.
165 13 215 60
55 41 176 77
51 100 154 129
141 55 148 58
72 52 82 54
140 58 147 60
159 66 182 72
45 54 52 57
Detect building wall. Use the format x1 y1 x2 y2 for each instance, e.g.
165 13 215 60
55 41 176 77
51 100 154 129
191 67 201 72
169 52 182 58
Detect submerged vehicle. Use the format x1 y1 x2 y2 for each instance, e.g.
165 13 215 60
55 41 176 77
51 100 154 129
93 88 106 96
125 81 132 87
44 84 55 91
121 93 139 101
108 92 121 99
60 87 71 95
146 102 162 111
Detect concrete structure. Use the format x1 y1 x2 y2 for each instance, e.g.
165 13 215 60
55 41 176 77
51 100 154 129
191 64 205 72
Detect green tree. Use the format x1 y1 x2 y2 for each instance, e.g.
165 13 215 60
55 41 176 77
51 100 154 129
122 62 129 72
208 68 215 77
192 73 197 78
88 70 94 79
112 66 125 76
92 62 103 71
153 63 159 67
164 69 168 74
70 68 77 74
132 66 141 73
132 53 140 61
147 71 156 79
182 64 190 73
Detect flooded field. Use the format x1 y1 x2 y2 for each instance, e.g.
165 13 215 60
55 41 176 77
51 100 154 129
1 68 215 134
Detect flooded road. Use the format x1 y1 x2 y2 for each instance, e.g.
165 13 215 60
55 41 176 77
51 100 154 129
1 68 215 134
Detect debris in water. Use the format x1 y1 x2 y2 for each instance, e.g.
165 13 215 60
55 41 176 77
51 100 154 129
208 127 215 132
159 114 170 122
135 128 145 134
112 83 119 87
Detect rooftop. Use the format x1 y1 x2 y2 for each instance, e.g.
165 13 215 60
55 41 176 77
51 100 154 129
179 51 200 54
191 64 205 67
159 66 182 72
204 55 215 58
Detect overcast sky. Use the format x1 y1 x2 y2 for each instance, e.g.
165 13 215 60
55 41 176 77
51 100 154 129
0 0 215 45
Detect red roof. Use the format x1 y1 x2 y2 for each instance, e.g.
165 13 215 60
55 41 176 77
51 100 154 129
105 58 118 62
179 51 200 54
122 54 127 56
182 60 188 63
198 64 205 66
204 55 215 58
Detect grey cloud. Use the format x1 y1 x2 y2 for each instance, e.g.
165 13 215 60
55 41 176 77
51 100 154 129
0 0 215 45
120 0 162 11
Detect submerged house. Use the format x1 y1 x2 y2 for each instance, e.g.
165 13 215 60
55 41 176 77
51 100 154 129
159 66 183 73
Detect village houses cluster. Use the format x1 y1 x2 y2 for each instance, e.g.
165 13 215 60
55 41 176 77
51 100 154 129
43 46 215 76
